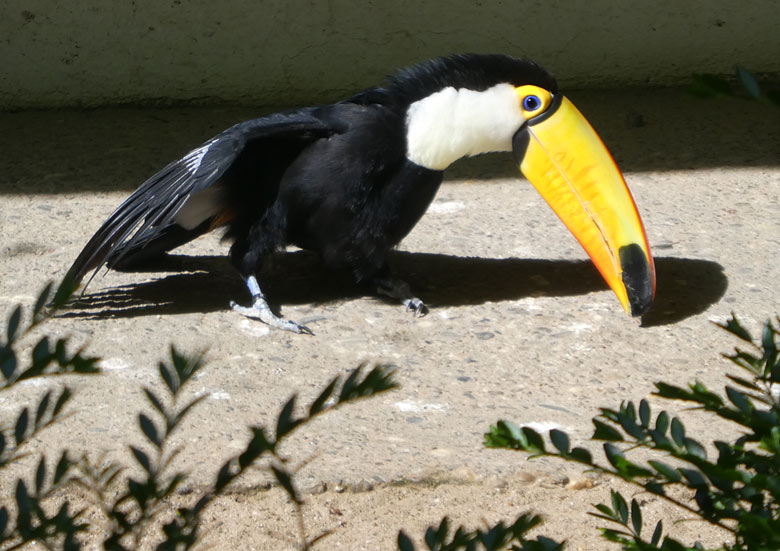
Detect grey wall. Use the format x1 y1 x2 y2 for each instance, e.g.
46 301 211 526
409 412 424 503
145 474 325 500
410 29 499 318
2 1 779 110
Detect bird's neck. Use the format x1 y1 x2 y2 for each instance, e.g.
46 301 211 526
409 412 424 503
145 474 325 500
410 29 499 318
404 83 524 171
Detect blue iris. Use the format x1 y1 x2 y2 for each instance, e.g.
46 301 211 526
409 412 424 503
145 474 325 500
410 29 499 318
523 95 541 111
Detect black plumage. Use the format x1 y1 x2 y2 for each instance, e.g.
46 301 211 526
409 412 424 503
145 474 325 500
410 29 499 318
66 54 558 332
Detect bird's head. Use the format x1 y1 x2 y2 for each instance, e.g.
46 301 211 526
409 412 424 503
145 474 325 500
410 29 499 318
394 54 656 316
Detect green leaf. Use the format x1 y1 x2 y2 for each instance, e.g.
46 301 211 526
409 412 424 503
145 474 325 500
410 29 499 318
6 305 22 344
761 320 778 372
654 410 670 436
397 530 415 551
603 443 624 468
604 444 654 479
611 490 629 524
689 73 733 98
648 460 681 482
592 419 624 441
638 399 650 428
568 447 594 465
717 314 752 342
727 350 762 373
670 417 685 448
726 386 752 413
736 65 761 99
650 520 663 546
684 437 707 461
679 468 708 488
725 374 761 392
485 420 525 450
593 503 615 519
523 426 546 454
549 429 570 455
630 498 642 536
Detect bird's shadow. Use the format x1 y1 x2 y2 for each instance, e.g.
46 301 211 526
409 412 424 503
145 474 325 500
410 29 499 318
61 250 727 327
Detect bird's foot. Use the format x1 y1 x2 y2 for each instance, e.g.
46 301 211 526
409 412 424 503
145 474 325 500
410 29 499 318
230 298 313 335
233 275 313 334
376 277 429 318
403 297 429 317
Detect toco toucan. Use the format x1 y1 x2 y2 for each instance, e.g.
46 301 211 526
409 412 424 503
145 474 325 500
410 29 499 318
66 54 655 333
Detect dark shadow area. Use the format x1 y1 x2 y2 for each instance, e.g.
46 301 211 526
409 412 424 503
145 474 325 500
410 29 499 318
1 88 778 195
60 251 726 327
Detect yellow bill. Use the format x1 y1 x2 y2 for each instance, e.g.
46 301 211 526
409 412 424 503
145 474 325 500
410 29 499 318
512 87 655 316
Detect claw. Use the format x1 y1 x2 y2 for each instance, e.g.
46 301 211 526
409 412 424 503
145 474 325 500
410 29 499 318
233 275 314 335
376 275 429 318
230 299 314 335
405 298 429 317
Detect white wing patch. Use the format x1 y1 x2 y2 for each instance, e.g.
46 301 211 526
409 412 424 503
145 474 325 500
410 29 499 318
173 139 226 230
174 186 225 230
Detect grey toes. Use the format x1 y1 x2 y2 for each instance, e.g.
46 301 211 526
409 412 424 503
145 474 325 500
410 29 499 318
405 298 429 318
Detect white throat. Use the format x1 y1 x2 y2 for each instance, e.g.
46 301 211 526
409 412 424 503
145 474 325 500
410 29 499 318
405 83 525 171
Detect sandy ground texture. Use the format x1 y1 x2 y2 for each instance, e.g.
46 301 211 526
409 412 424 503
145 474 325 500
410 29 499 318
1 88 779 550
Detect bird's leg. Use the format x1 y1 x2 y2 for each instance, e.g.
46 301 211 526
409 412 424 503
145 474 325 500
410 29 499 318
374 275 429 317
229 275 313 335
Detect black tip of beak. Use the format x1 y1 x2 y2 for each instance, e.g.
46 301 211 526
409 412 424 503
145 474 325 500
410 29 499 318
619 244 654 317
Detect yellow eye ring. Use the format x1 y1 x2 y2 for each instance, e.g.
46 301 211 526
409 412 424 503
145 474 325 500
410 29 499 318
515 85 552 118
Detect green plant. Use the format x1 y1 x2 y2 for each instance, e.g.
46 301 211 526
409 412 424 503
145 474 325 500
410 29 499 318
689 66 780 108
1 279 101 551
486 314 780 550
1 282 397 550
397 513 563 551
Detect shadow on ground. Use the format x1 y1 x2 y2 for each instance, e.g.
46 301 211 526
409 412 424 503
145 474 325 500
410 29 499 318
61 251 726 327
1 89 778 195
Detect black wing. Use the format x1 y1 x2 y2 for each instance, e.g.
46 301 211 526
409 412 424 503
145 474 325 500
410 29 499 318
65 108 335 287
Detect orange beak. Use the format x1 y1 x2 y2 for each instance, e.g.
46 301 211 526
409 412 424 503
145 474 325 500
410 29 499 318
512 95 655 316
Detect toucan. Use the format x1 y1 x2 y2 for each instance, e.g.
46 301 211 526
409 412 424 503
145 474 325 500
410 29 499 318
66 54 655 334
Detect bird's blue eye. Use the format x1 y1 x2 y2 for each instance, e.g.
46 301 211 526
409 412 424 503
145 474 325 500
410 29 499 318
523 95 541 112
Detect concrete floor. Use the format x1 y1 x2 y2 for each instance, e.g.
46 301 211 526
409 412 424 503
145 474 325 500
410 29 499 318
0 88 778 549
